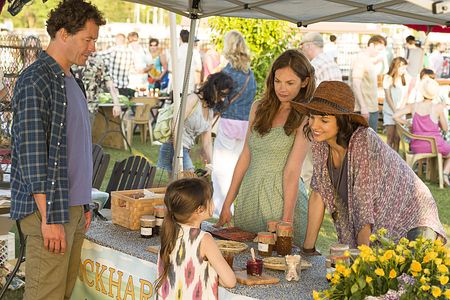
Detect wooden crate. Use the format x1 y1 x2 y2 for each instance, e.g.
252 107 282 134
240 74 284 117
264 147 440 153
111 187 166 230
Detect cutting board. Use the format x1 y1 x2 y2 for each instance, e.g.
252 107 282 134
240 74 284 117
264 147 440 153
207 227 257 242
235 270 280 285
146 245 160 254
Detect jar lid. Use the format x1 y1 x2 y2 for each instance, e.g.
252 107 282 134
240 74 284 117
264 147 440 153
258 231 275 244
276 222 293 236
154 205 167 217
330 243 349 252
140 215 156 226
266 220 278 232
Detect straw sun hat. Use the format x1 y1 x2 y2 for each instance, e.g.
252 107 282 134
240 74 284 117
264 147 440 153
290 81 368 127
419 77 439 100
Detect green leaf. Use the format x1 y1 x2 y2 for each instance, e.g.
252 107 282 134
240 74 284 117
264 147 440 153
350 283 359 294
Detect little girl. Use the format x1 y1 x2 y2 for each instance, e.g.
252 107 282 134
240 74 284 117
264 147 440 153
383 57 408 152
155 178 236 299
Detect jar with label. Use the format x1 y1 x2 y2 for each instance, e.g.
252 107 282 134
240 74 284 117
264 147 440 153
140 215 156 238
276 222 293 256
257 232 275 257
154 205 167 235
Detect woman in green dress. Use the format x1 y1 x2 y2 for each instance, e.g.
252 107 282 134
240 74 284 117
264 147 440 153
216 50 315 246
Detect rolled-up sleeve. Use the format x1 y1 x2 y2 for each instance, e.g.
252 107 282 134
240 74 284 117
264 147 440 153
15 82 48 194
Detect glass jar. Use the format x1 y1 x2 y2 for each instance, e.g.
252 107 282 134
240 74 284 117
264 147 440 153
140 215 156 238
153 205 167 235
267 220 278 241
257 232 275 257
276 222 293 256
246 259 263 276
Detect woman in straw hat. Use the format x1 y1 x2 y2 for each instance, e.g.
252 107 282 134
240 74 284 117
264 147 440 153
394 77 450 187
216 49 315 246
291 81 446 252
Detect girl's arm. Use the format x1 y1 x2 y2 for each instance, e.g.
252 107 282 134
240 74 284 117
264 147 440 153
200 129 213 166
215 102 258 227
393 104 413 126
282 120 309 222
437 104 449 132
302 191 325 250
200 233 236 288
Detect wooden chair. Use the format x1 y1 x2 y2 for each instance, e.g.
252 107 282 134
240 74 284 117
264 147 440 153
92 144 110 190
396 123 445 189
103 155 157 209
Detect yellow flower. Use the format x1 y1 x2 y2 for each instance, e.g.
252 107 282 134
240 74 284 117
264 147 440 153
375 268 385 277
366 276 373 284
435 258 443 266
424 268 431 275
336 264 346 274
379 256 387 263
403 249 411 257
343 268 352 278
389 269 397 279
409 241 417 248
331 273 341 285
444 289 450 299
358 244 372 255
439 275 449 285
369 234 377 242
420 276 428 284
399 237 409 245
369 255 377 262
396 245 404 253
412 271 419 277
434 239 443 247
411 260 422 273
397 256 406 264
343 250 350 257
445 258 450 266
326 273 332 280
422 285 431 291
438 264 449 274
313 290 321 300
432 286 442 298
377 228 387 236
384 250 395 260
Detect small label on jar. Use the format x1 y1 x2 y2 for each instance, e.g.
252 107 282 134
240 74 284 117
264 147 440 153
156 217 164 226
258 242 269 252
141 227 153 236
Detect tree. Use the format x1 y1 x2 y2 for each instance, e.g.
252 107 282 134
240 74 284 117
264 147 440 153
208 17 295 96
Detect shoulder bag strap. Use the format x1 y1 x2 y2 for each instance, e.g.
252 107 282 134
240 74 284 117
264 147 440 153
211 72 251 128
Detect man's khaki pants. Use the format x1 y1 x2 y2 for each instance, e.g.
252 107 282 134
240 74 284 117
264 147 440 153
21 205 85 300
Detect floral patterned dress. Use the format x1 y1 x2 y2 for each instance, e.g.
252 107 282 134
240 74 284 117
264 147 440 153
156 224 219 300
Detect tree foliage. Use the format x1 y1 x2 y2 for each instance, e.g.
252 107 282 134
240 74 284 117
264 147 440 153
208 17 295 96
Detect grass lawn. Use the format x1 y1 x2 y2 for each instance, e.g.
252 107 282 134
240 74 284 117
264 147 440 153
102 134 450 252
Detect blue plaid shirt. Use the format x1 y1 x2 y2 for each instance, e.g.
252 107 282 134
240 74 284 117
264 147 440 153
11 51 86 224
221 63 256 121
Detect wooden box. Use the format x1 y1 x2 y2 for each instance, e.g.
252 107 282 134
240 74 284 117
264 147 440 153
111 187 166 230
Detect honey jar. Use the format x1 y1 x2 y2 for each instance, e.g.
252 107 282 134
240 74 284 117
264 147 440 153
140 215 156 238
276 222 293 256
267 220 278 241
153 205 167 235
257 232 275 257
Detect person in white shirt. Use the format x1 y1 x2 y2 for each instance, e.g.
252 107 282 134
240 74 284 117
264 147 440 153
176 29 198 94
429 42 446 78
127 31 152 90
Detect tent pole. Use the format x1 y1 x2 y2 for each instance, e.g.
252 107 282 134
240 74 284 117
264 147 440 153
172 17 198 179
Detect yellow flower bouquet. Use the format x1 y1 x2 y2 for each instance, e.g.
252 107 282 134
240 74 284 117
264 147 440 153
313 229 449 300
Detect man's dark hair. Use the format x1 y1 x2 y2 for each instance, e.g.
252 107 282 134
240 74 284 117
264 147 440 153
330 35 337 42
46 0 105 39
367 35 387 47
149 38 159 46
180 29 189 43
406 35 416 44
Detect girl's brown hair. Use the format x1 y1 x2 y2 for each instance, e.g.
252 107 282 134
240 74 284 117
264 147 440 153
387 57 407 87
154 178 212 291
253 49 315 136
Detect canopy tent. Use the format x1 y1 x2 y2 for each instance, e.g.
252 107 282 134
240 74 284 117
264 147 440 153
123 0 449 176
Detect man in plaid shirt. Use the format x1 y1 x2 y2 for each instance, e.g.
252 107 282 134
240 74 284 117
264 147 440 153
10 1 105 299
99 33 134 98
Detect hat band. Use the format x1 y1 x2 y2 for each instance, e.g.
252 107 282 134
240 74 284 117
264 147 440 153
310 97 353 114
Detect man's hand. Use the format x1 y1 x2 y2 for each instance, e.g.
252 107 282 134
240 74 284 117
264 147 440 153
112 105 121 117
41 223 66 254
84 211 92 232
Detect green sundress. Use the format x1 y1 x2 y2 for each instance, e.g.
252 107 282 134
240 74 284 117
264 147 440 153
234 127 308 246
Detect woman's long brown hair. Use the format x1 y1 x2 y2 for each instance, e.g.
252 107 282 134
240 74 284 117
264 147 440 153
154 178 212 291
253 49 316 136
387 57 407 87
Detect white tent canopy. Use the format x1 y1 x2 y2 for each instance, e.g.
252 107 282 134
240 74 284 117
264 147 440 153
124 0 449 176
126 0 449 26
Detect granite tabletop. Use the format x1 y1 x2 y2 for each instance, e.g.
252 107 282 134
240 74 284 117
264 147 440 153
86 220 330 300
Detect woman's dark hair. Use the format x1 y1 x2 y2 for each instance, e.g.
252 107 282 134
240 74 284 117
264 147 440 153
46 0 106 39
419 68 436 80
304 114 360 148
196 72 234 110
149 38 159 46
253 49 315 136
155 178 212 291
387 57 407 87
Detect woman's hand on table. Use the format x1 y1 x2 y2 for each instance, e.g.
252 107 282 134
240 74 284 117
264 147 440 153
215 207 232 228
300 246 321 257
112 105 121 117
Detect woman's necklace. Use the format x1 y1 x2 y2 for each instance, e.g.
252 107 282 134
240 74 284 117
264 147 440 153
328 147 347 222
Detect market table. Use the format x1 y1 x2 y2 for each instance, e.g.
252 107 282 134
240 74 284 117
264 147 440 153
71 220 329 300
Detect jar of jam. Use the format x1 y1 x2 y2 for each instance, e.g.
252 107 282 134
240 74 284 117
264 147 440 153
276 222 293 256
140 215 156 238
154 205 167 235
257 232 275 257
246 259 263 276
267 220 278 241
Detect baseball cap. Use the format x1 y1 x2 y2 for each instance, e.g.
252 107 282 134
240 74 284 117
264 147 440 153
300 32 324 48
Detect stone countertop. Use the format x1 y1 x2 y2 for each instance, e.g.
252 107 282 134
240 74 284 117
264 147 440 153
86 220 329 300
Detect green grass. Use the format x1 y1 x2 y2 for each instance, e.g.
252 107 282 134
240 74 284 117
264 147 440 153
103 134 450 253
